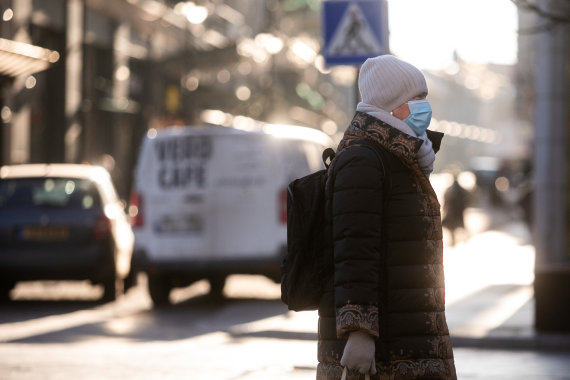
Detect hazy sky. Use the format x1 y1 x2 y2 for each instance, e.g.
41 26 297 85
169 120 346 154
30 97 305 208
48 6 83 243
387 0 519 69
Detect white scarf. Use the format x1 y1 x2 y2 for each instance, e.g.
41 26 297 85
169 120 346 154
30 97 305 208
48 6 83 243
356 102 436 177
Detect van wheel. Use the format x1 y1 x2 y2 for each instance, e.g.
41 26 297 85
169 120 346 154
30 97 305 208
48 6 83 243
102 275 123 302
148 274 171 306
209 276 226 298
0 282 14 302
124 270 138 291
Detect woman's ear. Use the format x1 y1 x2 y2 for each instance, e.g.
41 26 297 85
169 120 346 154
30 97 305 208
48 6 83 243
392 103 410 121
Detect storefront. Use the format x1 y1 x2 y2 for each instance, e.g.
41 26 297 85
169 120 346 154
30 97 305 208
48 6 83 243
0 37 59 165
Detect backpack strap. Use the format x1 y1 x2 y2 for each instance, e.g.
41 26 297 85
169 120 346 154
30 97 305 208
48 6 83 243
322 148 336 169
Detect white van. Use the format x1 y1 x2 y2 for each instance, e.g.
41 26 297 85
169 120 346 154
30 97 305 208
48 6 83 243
129 124 333 305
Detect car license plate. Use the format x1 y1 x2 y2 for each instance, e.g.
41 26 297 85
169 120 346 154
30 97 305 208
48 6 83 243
23 226 70 241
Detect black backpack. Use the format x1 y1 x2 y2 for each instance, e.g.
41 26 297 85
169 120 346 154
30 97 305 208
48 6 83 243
281 139 390 312
280 147 336 311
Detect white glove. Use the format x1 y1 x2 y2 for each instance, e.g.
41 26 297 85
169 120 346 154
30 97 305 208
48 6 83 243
340 331 377 375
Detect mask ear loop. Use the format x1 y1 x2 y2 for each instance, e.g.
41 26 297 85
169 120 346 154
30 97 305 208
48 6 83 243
407 99 429 106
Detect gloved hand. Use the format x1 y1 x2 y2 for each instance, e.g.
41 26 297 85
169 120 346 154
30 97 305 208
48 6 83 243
340 330 377 375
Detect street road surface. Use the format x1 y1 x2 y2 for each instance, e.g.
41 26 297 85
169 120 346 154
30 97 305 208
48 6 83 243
0 275 319 380
1 216 569 379
1 274 569 380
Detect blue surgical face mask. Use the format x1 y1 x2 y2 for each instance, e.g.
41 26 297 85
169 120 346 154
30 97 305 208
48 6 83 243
405 99 432 136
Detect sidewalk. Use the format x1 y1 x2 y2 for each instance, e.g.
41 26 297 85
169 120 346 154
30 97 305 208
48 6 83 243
443 206 570 352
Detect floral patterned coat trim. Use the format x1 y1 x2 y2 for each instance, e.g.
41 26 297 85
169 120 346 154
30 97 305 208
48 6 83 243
336 304 379 338
338 112 423 164
317 358 457 380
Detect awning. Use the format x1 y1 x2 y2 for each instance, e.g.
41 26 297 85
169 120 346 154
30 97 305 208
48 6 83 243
0 38 60 78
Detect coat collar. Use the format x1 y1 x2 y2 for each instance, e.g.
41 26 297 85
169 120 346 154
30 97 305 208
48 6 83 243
338 112 442 208
339 112 444 165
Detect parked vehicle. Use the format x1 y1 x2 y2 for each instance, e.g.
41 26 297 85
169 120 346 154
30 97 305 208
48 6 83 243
129 124 333 305
0 164 134 301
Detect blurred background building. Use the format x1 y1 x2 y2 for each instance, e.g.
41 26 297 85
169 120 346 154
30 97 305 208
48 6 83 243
0 0 569 330
0 0 357 197
0 0 536 196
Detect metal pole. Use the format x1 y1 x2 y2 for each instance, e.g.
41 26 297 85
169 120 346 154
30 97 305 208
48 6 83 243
533 10 568 269
65 0 84 163
533 0 570 332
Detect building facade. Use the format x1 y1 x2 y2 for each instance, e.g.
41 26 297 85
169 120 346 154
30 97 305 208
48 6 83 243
0 0 354 198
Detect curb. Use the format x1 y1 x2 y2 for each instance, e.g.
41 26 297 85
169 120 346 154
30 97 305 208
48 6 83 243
451 334 570 351
229 329 570 352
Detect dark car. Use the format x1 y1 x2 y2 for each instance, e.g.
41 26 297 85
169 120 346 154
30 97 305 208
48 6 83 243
0 164 134 301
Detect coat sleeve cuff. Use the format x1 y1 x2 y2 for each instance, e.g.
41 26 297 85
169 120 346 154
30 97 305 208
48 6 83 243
336 304 379 339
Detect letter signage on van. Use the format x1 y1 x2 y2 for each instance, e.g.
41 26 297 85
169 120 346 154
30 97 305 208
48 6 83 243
154 136 213 189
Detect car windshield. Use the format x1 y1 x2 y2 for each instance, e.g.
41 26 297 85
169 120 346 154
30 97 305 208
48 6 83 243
0 178 102 209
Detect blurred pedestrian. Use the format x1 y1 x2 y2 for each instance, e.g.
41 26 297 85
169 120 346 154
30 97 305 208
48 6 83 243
317 55 456 379
517 159 534 231
442 174 470 246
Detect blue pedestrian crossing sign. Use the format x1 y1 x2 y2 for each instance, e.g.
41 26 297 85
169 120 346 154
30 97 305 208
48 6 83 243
322 0 385 66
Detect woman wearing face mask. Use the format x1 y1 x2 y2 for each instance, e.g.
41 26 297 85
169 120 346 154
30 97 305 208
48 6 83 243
317 55 457 379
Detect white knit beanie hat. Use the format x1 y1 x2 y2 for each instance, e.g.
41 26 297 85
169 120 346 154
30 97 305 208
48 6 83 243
358 55 428 112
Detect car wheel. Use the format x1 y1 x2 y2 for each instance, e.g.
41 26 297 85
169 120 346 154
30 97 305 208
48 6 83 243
209 276 226 298
102 275 124 302
148 274 171 306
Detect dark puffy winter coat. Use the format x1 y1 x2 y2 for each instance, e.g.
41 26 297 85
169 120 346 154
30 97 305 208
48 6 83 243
317 112 456 379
